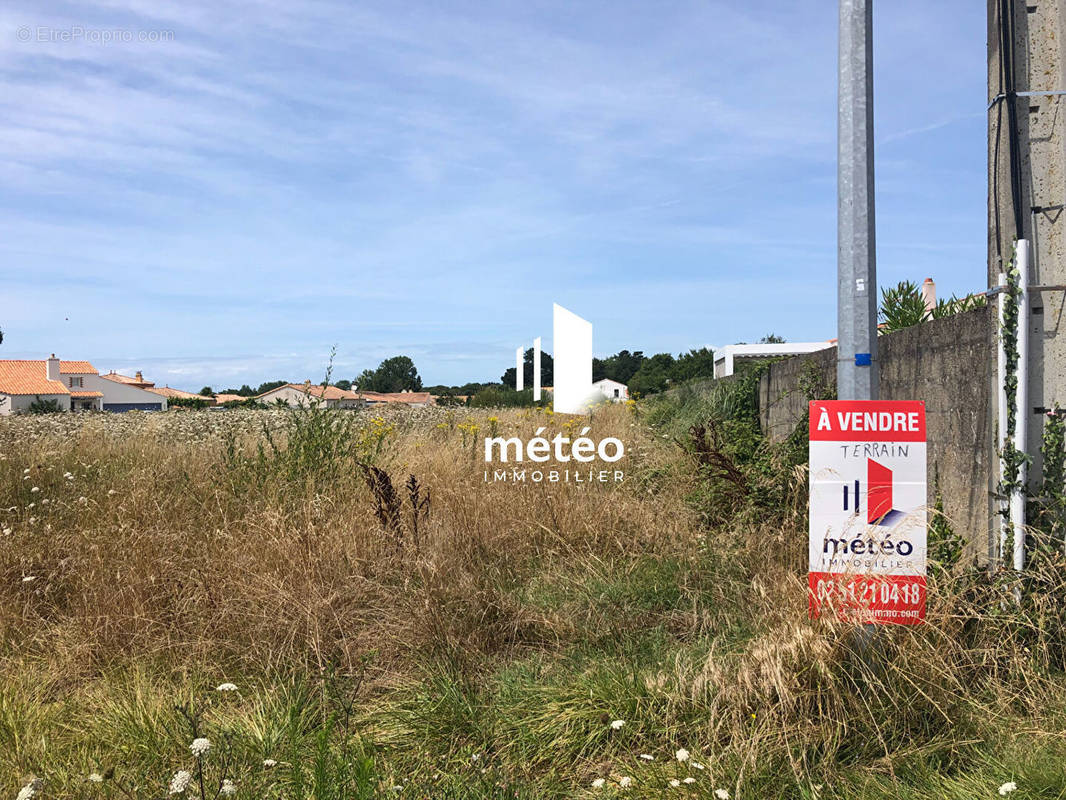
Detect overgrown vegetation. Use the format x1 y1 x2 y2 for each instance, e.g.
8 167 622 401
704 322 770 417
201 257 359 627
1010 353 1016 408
28 396 63 414
879 279 988 333
3 381 1066 798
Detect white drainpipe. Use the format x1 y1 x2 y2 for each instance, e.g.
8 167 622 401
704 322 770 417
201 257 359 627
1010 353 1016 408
1012 240 1030 572
997 271 1009 563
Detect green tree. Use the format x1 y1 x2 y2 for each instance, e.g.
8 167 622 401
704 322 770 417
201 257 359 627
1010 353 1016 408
359 356 422 393
879 280 928 332
354 369 377 391
255 380 288 395
198 386 214 397
673 347 716 382
628 353 676 396
594 350 645 383
501 348 554 390
759 333 786 344
335 379 352 391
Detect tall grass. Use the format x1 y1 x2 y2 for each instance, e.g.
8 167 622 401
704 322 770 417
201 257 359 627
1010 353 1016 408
1 399 1065 798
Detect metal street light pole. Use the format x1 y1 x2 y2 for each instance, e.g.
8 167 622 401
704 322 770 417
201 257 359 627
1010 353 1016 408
838 0 878 401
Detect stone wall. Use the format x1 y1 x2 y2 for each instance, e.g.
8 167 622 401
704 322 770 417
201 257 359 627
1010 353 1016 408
758 306 995 559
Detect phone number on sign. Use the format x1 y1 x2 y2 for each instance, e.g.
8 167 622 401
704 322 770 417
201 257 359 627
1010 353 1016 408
807 572 926 624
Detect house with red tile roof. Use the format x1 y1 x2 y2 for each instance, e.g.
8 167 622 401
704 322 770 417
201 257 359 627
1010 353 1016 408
147 385 216 405
212 393 248 405
0 356 169 414
255 382 366 409
101 370 155 389
354 390 435 408
0 356 84 414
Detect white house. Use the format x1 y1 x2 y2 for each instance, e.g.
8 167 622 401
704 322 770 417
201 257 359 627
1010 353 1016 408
94 371 168 411
256 383 365 409
713 342 834 379
0 356 81 414
0 356 169 415
592 378 629 402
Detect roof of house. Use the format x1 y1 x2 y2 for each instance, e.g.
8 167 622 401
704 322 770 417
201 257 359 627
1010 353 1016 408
213 393 247 404
257 383 361 401
0 360 72 396
100 371 154 386
593 378 627 387
70 390 104 399
60 361 98 374
146 386 205 400
354 391 434 405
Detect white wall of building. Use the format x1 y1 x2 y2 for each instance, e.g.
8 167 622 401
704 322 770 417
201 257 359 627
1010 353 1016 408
0 393 71 415
94 375 167 410
592 378 628 402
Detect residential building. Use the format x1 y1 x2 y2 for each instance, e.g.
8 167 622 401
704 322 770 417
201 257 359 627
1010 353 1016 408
212 393 247 405
592 378 628 402
255 382 365 409
713 342 834 379
148 385 216 405
101 370 155 389
95 370 168 411
0 356 166 414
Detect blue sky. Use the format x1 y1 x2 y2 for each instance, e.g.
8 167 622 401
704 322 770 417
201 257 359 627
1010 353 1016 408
1 1 986 390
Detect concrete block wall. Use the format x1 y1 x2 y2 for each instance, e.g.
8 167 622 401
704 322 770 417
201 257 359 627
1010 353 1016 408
758 306 995 559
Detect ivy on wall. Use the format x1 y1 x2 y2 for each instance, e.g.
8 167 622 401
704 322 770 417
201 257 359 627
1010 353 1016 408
998 259 1028 565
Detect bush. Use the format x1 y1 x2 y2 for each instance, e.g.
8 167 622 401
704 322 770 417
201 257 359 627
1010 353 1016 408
28 396 63 414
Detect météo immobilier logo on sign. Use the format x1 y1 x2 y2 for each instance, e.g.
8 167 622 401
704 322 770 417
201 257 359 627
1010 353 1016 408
807 400 928 625
483 303 625 485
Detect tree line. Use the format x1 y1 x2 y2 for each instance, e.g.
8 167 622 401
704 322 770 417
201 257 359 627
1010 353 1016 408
197 339 791 406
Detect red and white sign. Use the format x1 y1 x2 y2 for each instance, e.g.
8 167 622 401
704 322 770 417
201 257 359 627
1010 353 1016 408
808 400 927 624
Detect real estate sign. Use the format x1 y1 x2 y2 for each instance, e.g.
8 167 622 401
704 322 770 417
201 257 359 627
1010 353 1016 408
808 400 927 624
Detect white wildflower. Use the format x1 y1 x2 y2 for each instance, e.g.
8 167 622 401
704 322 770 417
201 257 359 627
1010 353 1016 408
108 489 116 496
169 770 192 795
215 682 238 692
64 472 74 480
683 777 696 784
675 748 690 762
16 779 43 800
714 790 730 800
999 783 1018 796
669 779 681 788
22 468 29 474
22 576 36 583
263 758 277 767
190 737 211 757
88 773 104 783
619 776 633 788
638 754 655 761
691 762 705 770
591 778 606 788
610 719 625 730
30 486 39 493
220 779 236 796
78 497 88 505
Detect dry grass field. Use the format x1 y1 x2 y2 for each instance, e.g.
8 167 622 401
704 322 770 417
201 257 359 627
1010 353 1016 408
2 393 1066 799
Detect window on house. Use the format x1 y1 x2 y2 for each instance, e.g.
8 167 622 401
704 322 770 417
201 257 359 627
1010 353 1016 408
68 377 83 388
614 388 619 397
